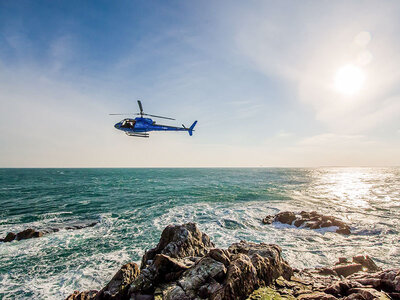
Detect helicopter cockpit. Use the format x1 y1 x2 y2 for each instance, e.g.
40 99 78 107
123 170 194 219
120 119 136 129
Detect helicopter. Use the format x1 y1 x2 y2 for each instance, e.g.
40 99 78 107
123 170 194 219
110 100 197 138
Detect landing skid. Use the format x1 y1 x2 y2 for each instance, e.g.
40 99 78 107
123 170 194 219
125 132 149 138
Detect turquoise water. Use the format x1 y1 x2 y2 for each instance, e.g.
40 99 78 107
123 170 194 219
0 168 399 299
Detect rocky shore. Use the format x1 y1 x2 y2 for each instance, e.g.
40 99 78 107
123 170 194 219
66 222 400 300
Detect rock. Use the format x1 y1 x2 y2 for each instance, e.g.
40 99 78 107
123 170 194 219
337 257 348 265
262 211 351 235
65 290 98 300
3 232 16 242
349 269 400 294
345 287 390 299
335 228 351 235
207 248 231 267
213 253 259 299
274 211 296 225
65 222 98 230
141 223 214 269
332 264 363 277
261 215 274 224
15 228 43 241
2 221 99 243
97 262 140 299
228 241 293 281
298 291 338 299
352 255 381 272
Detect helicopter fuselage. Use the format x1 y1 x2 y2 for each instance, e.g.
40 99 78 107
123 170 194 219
114 117 192 136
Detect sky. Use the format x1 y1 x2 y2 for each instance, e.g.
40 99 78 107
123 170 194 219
0 0 399 167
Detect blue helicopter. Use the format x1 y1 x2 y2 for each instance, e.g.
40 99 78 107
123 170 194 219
110 100 197 138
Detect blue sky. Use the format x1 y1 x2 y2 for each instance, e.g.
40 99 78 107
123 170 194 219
0 1 399 167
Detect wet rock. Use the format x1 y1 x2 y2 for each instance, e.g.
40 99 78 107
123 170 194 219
65 290 98 300
65 222 98 230
274 211 296 225
2 232 16 242
2 221 99 243
262 211 351 235
141 223 214 269
15 228 44 241
97 262 140 299
261 215 274 224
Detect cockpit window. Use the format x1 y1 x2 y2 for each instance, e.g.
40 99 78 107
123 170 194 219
121 120 135 128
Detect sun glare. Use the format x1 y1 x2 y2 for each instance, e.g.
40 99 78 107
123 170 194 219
334 65 365 95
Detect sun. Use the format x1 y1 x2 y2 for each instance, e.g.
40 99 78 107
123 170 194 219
334 65 365 95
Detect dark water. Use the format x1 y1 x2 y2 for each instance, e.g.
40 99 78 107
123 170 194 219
0 168 399 299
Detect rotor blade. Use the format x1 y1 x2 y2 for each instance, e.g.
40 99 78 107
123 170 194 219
109 113 135 115
143 113 175 120
137 100 143 114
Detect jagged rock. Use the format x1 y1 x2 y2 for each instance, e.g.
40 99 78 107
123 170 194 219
262 211 351 235
228 241 293 281
141 223 214 269
65 290 98 300
130 255 197 294
97 262 140 299
213 253 259 299
207 248 231 267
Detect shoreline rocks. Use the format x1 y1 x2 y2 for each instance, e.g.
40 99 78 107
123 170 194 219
0 221 98 243
262 211 351 235
66 222 398 300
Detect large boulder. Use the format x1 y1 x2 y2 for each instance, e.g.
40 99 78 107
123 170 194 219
141 223 214 269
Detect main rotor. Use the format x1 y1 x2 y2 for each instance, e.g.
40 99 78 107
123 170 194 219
109 100 175 120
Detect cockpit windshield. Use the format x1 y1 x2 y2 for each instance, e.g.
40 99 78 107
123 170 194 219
121 119 135 128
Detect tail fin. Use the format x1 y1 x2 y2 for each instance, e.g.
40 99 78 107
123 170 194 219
188 120 197 136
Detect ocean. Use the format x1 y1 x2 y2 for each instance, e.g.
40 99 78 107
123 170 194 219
0 168 399 299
